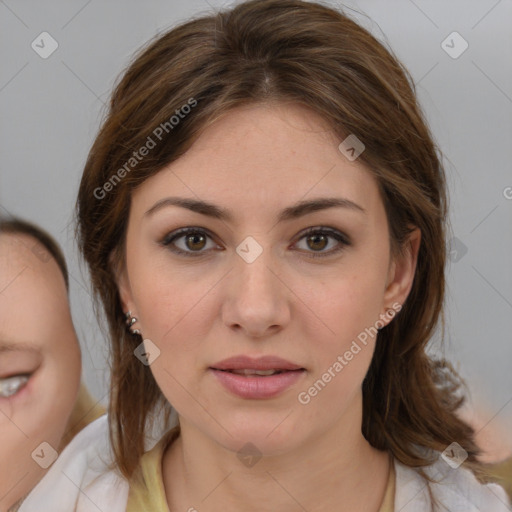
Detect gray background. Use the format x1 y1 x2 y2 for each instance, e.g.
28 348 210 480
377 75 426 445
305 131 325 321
1 0 511 448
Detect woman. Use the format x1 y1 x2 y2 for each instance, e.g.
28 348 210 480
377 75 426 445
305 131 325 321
19 0 511 510
0 217 104 512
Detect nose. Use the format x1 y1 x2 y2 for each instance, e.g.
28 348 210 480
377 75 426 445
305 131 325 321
221 245 291 339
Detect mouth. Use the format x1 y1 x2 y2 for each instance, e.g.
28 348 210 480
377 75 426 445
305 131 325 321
212 368 305 376
208 355 306 398
208 362 306 399
210 355 305 372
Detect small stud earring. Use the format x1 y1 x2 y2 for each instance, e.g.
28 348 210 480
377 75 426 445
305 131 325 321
125 311 141 335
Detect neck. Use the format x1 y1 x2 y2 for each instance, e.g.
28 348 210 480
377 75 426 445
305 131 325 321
162 398 391 512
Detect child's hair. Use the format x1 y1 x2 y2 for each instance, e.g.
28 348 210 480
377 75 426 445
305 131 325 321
76 0 481 479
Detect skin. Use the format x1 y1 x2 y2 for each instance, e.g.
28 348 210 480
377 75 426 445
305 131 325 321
0 233 81 512
117 102 421 512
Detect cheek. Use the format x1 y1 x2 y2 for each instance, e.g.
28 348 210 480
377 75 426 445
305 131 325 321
307 270 386 352
0 422 45 505
296 270 386 408
1 350 81 454
133 261 218 346
133 271 221 405
5 364 79 445
134 279 209 404
40 334 82 441
0 358 80 505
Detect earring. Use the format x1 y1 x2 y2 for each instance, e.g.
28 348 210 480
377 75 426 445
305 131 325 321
377 307 398 331
125 311 141 335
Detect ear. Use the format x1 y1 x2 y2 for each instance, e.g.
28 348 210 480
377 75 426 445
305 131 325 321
109 250 135 315
382 227 421 312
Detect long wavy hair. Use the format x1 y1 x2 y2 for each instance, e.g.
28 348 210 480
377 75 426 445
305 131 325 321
76 0 482 481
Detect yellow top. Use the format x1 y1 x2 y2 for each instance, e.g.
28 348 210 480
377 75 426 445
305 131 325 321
126 431 396 512
127 426 180 512
486 457 512 502
380 460 395 512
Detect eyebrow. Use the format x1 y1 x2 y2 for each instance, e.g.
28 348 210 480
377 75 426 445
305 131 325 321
0 341 42 354
144 196 366 223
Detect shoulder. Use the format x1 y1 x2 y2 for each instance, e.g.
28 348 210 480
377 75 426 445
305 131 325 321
19 414 129 512
394 454 511 511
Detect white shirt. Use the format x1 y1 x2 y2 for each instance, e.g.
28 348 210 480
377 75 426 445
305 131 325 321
19 415 511 512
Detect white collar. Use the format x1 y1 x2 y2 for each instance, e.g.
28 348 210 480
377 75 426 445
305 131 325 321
19 415 511 512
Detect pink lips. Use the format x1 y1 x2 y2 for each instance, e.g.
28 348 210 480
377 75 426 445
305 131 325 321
209 355 306 399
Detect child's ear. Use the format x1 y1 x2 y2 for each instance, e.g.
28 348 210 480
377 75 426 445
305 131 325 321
383 227 421 309
109 250 134 314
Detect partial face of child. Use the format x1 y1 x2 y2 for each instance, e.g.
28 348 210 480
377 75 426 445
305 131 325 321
0 233 81 512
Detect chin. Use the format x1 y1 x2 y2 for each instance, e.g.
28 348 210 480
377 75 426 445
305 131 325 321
212 414 304 456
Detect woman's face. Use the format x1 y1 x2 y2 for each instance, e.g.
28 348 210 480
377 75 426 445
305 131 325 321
0 233 81 511
118 103 420 456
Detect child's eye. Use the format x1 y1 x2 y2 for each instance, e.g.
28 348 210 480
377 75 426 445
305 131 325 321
0 375 30 398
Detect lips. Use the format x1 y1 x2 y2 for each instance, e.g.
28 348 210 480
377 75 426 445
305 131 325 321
225 369 285 376
210 355 304 372
209 355 306 399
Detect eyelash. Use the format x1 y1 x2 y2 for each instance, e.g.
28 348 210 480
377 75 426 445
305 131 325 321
0 374 30 398
160 226 351 259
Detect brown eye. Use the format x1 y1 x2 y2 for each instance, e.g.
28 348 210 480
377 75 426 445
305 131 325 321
162 228 218 257
162 226 350 259
185 232 207 251
294 227 350 258
306 233 329 251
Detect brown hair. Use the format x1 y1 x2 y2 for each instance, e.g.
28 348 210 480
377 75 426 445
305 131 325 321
76 0 481 480
0 215 69 291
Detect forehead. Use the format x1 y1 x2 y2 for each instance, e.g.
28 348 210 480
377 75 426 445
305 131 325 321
0 232 46 263
0 233 70 353
177 102 355 177
131 103 381 223
0 233 67 303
